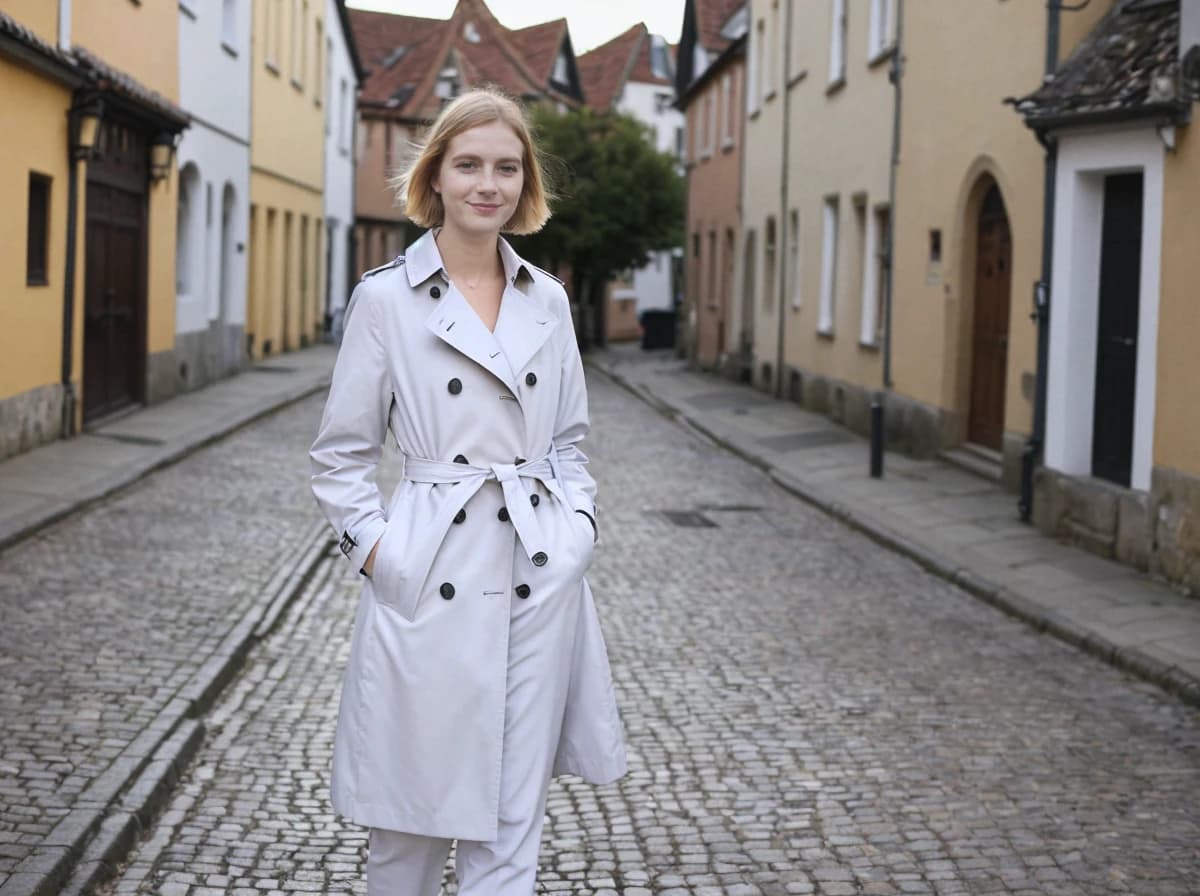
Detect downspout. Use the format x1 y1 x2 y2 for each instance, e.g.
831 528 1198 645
1018 1 1061 522
60 101 87 438
882 0 904 389
774 0 795 398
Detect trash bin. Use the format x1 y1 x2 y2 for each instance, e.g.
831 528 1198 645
640 309 676 350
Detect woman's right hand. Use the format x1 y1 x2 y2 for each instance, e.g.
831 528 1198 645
363 538 381 577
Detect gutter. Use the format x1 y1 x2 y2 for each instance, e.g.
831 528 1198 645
773 0 795 398
882 0 904 389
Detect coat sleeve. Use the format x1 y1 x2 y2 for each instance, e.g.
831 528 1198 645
553 301 598 540
309 277 392 574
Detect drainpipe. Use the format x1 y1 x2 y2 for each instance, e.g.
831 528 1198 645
774 0 795 398
1018 1 1061 522
60 100 89 438
881 0 904 390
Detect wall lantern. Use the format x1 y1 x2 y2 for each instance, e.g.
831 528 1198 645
71 96 104 161
150 131 178 182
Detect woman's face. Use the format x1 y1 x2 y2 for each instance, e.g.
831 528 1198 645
433 119 525 239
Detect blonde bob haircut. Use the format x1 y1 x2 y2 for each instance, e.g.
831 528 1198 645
392 87 552 235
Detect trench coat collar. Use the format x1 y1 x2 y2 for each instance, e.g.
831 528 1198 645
410 230 558 392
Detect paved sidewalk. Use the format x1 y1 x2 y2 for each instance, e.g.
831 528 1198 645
589 344 1200 707
0 346 336 553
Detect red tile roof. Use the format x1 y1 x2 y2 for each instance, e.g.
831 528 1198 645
349 0 580 122
510 19 569 85
696 0 745 53
578 22 674 111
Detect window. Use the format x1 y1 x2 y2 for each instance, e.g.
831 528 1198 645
314 19 323 104
764 2 778 99
701 93 714 158
869 0 894 60
829 0 847 86
553 51 569 85
764 217 777 312
221 0 237 51
650 35 671 80
707 90 717 155
265 0 278 69
818 197 839 334
852 195 868 342
789 209 801 308
721 73 733 147
757 19 769 105
26 173 50 286
339 78 350 151
861 205 890 345
675 125 685 161
748 19 761 114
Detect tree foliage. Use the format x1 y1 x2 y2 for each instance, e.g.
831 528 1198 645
511 105 685 346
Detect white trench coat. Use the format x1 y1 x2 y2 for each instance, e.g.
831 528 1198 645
309 231 627 842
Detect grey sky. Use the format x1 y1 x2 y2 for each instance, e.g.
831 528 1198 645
346 0 687 53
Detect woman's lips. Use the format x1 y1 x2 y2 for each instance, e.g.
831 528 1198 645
470 203 501 214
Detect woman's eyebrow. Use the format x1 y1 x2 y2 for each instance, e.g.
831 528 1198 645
449 152 522 164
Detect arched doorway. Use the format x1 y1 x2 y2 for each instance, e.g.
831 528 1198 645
968 183 1012 450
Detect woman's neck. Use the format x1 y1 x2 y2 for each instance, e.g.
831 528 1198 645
434 226 504 284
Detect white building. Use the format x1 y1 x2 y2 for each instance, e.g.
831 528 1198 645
578 24 686 341
324 0 365 342
175 0 252 390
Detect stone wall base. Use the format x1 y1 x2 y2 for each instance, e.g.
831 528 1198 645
175 323 246 395
0 382 64 462
1034 465 1200 595
145 349 178 406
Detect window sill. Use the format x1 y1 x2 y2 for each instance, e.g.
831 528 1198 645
825 76 846 97
265 60 280 76
721 137 735 152
787 69 808 91
816 326 836 340
764 88 777 102
700 150 714 161
748 107 761 120
867 44 895 69
179 1 197 20
221 41 238 59
858 338 880 352
291 78 304 92
26 277 49 288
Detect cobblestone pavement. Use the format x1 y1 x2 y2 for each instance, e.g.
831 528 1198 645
0 399 325 888
99 373 1200 895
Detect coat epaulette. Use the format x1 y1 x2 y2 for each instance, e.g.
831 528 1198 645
361 256 405 279
528 263 564 286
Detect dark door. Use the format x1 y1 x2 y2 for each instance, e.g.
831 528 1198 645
83 182 145 420
968 184 1013 450
1091 173 1143 487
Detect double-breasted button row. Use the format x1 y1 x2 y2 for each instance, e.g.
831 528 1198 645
448 377 462 395
525 372 537 386
430 285 441 299
453 509 466 524
498 507 510 522
515 584 530 599
440 582 455 600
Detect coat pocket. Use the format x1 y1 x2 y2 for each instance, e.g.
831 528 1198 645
369 498 421 621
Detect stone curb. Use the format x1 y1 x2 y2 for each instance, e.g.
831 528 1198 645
0 373 331 556
5 522 335 896
587 359 1200 710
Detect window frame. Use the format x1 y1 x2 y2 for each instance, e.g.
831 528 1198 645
26 172 51 287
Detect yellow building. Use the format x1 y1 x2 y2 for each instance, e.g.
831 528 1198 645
1013 0 1200 592
248 0 328 357
0 2 186 461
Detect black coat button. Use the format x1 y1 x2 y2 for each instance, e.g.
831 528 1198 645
453 509 466 524
525 372 537 386
453 454 469 464
515 584 531 599
529 494 540 507
532 551 548 567
439 582 455 599
448 377 462 395
430 285 441 299
498 507 510 522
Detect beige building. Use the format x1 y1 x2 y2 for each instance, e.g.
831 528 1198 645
248 0 328 358
0 2 187 461
676 0 747 368
1014 0 1200 592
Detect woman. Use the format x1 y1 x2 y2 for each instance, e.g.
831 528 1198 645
309 87 627 895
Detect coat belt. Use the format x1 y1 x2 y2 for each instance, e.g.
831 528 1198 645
400 448 568 583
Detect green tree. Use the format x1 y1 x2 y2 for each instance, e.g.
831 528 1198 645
512 106 684 349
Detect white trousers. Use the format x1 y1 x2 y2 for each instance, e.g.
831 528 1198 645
366 551 576 895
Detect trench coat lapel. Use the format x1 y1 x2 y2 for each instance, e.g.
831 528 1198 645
494 238 558 376
424 289 517 394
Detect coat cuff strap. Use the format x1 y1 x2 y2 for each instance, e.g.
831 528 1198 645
342 517 387 575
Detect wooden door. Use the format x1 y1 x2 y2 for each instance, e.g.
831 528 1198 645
968 184 1012 450
1091 173 1143 487
82 182 145 420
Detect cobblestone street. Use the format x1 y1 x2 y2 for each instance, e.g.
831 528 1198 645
12 372 1200 896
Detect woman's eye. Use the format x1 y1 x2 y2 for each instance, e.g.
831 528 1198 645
456 161 476 170
500 165 520 175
